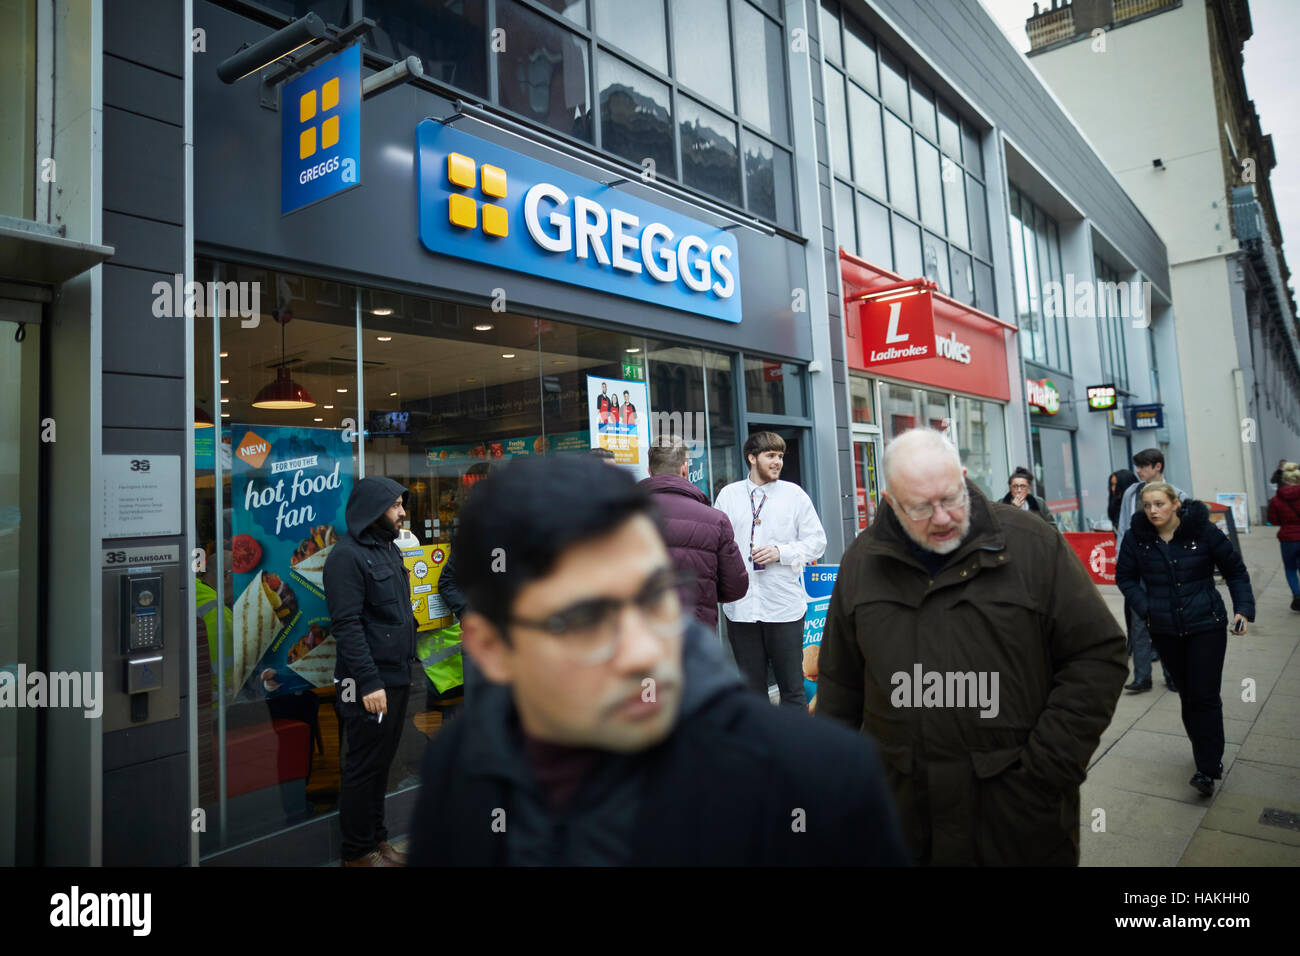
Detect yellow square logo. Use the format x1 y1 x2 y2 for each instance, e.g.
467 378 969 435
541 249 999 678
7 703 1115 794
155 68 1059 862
448 194 477 229
321 115 339 150
321 77 339 112
299 89 316 124
482 204 508 237
299 126 317 160
448 152 477 189
481 164 507 198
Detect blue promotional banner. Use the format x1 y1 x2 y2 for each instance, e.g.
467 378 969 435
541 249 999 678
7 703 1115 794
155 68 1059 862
416 122 742 322
802 565 838 702
230 425 354 700
282 43 362 215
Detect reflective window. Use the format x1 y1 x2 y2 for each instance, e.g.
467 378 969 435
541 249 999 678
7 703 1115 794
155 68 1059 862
952 397 1007 501
962 120 983 178
882 384 950 443
743 132 794 228
923 230 950 296
966 176 990 260
938 101 962 160
892 214 922 278
535 0 586 27
364 0 487 98
856 193 892 269
820 0 842 64
974 261 995 313
843 14 878 95
950 249 974 305
744 358 806 418
835 180 857 256
848 85 887 199
672 0 734 111
884 111 917 218
1009 186 1068 372
823 66 852 176
942 158 969 249
496 1 592 142
850 375 875 424
879 46 909 119
594 0 667 73
735 1 789 142
910 78 937 142
598 53 675 178
915 135 944 233
679 96 740 205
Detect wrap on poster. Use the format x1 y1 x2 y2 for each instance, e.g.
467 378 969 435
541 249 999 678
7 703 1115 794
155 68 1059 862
1063 532 1116 586
587 375 651 477
230 425 354 700
801 565 838 702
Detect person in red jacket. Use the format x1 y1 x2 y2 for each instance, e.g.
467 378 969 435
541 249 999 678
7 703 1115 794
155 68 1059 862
639 435 748 628
1267 461 1300 611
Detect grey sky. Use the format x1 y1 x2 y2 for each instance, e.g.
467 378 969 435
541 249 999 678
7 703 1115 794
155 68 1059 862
977 0 1298 289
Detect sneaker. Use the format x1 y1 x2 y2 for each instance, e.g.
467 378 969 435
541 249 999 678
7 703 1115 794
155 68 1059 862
1124 679 1153 693
378 840 408 866
1210 762 1224 780
1291 596 1300 612
1189 772 1215 796
341 849 398 867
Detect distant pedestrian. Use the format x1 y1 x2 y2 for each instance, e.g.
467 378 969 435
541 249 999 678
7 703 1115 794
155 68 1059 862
407 456 910 866
1116 482 1254 797
817 429 1127 865
1266 462 1300 612
640 435 748 628
715 432 827 707
1116 448 1188 692
999 466 1056 525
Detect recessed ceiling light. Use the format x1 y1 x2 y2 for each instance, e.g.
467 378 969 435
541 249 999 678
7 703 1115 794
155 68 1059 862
219 351 229 358
313 417 323 422
220 378 230 384
554 360 569 366
323 404 334 409
336 388 348 393
221 412 230 418
474 323 494 332
220 397 230 403
377 335 392 342
389 391 398 397
625 348 640 353
465 377 478 383
372 309 393 316
501 353 515 359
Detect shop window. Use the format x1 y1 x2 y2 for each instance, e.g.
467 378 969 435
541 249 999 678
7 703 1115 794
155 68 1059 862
856 193 892 270
881 384 949 444
598 52 675 179
883 111 917 219
819 0 842 65
735 1 789 143
364 0 487 98
1031 426 1081 532
843 14 878 96
952 396 1007 500
679 96 741 206
671 0 735 111
706 352 739 499
848 85 887 199
823 65 852 177
743 132 795 228
594 0 667 72
744 358 806 418
495 0 592 143
850 375 875 424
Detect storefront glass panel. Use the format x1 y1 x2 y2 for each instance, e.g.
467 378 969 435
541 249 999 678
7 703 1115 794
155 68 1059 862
744 358 806 418
598 52 675 178
882 383 950 442
952 395 1007 500
1031 425 1082 532
850 375 875 424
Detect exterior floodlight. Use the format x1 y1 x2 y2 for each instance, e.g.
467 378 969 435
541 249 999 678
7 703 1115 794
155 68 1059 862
362 56 424 98
217 13 328 83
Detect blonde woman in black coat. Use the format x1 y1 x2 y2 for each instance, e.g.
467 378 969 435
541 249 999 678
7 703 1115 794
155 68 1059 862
1116 482 1255 797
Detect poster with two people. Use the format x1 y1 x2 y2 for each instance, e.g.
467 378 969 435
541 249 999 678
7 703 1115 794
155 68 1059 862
230 424 354 700
587 375 650 479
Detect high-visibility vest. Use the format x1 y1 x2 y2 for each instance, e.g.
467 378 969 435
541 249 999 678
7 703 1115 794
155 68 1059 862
196 578 236 701
416 623 463 693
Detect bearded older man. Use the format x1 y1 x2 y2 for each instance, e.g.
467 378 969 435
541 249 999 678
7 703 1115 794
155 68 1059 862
815 428 1126 865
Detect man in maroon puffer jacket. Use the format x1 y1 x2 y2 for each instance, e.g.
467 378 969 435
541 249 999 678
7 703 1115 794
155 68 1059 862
640 435 749 627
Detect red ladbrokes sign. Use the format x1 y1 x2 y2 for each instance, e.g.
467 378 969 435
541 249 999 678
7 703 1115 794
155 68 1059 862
861 289 936 368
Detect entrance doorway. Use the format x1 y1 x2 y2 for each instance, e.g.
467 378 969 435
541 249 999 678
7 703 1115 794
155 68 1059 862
851 432 883 533
745 424 808 490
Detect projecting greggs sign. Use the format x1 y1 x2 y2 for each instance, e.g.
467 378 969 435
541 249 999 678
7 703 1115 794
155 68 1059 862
1026 377 1060 415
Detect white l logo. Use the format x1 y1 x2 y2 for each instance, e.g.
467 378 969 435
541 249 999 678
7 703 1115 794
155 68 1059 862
884 300 908 343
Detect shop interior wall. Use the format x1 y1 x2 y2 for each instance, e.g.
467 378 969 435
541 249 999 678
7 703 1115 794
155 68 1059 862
193 0 811 365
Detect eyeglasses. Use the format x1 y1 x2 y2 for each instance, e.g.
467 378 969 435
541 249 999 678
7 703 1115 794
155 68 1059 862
1009 482 1031 491
508 568 694 665
898 487 968 522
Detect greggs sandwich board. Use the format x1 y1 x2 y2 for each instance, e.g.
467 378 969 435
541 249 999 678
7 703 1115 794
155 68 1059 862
399 543 454 632
230 424 354 700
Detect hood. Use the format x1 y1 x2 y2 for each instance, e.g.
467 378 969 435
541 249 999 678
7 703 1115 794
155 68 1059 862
345 475 408 539
459 620 742 786
1279 484 1300 502
640 473 708 504
1128 497 1210 542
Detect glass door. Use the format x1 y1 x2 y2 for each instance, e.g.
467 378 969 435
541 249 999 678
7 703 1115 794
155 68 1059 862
852 431 883 534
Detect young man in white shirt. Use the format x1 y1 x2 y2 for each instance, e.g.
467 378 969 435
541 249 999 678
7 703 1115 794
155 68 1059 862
714 431 827 706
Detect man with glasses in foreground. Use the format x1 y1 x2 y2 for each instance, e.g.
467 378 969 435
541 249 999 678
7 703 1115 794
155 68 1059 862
408 455 908 866
815 428 1126 865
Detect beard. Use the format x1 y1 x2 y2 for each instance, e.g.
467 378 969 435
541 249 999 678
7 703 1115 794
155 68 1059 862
896 508 972 555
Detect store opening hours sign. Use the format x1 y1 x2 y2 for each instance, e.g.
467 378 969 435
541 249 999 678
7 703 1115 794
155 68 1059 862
860 288 936 367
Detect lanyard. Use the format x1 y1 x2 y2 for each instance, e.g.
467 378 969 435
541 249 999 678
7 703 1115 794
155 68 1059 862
749 485 767 554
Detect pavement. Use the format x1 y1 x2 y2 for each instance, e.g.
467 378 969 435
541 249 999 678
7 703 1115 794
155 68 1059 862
1080 527 1300 866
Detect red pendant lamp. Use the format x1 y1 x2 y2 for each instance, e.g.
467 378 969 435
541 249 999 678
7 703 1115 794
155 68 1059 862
252 311 315 410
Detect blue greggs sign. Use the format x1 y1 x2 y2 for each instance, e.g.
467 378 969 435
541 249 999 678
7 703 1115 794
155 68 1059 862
416 122 741 322
282 44 361 215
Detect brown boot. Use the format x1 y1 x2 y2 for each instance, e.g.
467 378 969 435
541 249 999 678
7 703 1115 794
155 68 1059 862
341 849 394 867
378 841 408 867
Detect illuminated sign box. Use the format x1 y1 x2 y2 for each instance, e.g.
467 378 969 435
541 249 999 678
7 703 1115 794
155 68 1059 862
1130 403 1164 429
1086 384 1117 411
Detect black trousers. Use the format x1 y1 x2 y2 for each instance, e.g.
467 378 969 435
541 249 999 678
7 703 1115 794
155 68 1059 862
1150 628 1227 777
338 683 410 860
726 618 806 706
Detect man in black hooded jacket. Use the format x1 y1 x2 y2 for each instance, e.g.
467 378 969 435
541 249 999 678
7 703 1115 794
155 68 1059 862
324 475 418 867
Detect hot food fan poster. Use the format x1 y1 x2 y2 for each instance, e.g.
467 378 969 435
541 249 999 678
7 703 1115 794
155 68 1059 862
231 425 354 700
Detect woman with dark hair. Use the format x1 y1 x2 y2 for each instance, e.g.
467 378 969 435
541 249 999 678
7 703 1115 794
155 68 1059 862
1266 461 1300 611
1116 481 1255 797
999 466 1055 525
1108 469 1139 529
